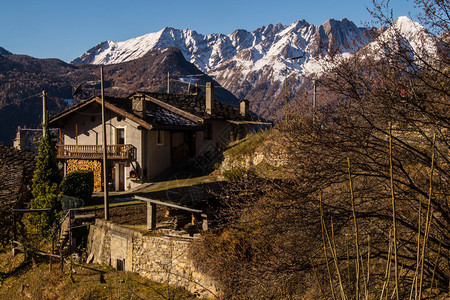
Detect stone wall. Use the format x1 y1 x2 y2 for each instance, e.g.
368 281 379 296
87 219 219 298
66 159 102 192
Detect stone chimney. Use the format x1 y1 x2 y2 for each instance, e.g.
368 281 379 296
132 95 146 116
240 99 249 117
13 126 24 150
206 82 214 114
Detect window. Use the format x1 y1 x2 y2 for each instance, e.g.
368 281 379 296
156 130 164 145
116 128 125 145
116 258 125 271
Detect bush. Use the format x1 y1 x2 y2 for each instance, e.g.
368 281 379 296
60 170 94 205
222 168 245 181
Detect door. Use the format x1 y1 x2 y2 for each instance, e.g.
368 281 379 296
118 163 125 191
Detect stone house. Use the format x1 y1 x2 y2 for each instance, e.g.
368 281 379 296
49 83 254 192
0 145 37 207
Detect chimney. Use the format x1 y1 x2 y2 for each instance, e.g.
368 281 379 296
240 99 249 117
132 95 146 116
206 82 214 114
13 126 24 150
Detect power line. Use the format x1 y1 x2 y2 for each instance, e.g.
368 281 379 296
0 93 42 109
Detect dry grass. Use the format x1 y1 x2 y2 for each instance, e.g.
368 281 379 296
0 248 196 299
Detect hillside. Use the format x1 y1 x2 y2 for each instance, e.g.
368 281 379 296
0 249 195 299
0 48 238 146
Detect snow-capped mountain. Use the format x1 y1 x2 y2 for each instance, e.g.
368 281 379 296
71 17 430 118
364 16 436 61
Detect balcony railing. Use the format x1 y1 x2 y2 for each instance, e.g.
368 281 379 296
56 144 135 160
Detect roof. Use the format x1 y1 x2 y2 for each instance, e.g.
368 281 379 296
135 92 253 121
0 145 36 180
50 95 202 130
106 96 200 129
50 91 255 130
0 164 25 205
0 146 37 205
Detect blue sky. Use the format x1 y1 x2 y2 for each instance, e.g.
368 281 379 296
0 0 420 62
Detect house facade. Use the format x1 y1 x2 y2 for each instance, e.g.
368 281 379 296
49 83 254 192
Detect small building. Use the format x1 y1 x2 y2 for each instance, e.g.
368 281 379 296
49 83 255 192
0 145 37 207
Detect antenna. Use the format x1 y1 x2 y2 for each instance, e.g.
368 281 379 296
185 74 203 94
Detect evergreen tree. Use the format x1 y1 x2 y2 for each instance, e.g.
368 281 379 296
29 125 62 238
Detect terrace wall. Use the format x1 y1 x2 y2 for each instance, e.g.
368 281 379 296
87 219 219 298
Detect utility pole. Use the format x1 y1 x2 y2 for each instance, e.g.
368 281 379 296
167 71 170 94
313 80 316 109
284 55 304 124
42 90 48 137
284 66 288 124
101 66 109 221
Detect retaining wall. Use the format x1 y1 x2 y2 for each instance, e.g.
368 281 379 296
87 219 219 298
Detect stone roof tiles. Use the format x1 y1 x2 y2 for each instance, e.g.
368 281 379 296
140 92 250 121
0 145 36 205
0 145 36 180
50 90 253 131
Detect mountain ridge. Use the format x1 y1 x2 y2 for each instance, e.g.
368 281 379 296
0 47 12 55
71 18 377 117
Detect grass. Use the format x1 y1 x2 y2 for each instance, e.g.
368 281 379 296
0 247 196 299
225 131 269 162
141 175 217 194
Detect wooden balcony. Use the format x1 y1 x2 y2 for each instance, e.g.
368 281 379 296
56 144 135 160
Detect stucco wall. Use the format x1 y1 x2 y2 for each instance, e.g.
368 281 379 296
61 108 143 191
196 120 232 156
144 130 172 180
87 219 219 298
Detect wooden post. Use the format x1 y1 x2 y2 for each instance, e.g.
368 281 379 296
42 90 48 137
147 202 157 230
101 66 109 220
201 214 208 231
75 123 78 145
60 247 63 272
12 210 16 242
69 210 72 253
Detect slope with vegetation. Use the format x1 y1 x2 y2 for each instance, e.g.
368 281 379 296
0 47 238 146
191 1 450 298
0 249 195 299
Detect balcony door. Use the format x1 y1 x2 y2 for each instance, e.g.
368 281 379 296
116 128 125 145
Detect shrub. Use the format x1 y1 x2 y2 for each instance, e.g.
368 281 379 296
222 168 245 181
60 170 94 205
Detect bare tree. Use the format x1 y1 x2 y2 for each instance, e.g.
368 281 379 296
192 1 449 298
